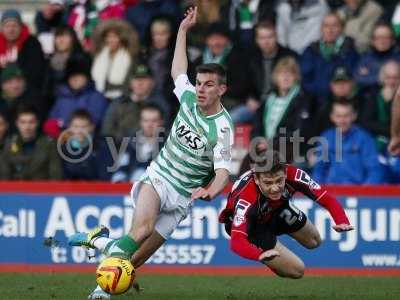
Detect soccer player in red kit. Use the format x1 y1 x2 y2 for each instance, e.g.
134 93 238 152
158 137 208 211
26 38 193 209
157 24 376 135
219 150 354 278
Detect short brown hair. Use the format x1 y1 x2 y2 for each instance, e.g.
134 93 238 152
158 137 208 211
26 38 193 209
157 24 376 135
272 57 301 85
196 63 227 84
254 150 286 175
255 20 276 34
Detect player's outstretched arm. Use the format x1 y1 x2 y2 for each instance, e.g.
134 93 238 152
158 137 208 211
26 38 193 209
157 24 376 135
191 168 229 201
171 6 197 81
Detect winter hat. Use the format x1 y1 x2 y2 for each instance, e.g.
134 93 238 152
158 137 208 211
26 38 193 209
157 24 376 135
1 63 24 83
65 56 91 79
1 9 22 24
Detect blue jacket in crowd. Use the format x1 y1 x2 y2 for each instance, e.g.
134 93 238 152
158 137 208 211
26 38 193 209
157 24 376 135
353 46 400 87
50 82 109 127
300 37 359 103
312 125 385 184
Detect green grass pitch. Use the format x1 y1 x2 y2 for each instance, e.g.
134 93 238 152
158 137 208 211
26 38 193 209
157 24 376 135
0 273 399 300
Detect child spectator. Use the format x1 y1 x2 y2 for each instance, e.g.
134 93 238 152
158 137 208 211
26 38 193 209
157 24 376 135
312 99 384 184
45 56 108 137
0 105 63 180
91 19 140 100
60 109 113 180
111 104 164 182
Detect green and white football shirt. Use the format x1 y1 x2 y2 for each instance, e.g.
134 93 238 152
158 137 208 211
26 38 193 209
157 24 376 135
149 74 234 198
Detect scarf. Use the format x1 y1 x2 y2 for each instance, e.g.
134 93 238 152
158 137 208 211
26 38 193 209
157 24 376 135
264 84 300 139
203 44 232 66
91 46 132 96
319 35 345 61
0 25 30 67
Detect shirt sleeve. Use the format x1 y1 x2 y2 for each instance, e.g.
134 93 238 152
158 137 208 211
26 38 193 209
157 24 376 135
230 199 263 261
289 166 350 225
173 74 196 101
213 123 234 173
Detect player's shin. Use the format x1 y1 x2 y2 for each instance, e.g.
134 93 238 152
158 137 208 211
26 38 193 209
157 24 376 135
104 235 139 259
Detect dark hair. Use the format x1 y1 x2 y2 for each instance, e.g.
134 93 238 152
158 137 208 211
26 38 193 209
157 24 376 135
196 63 227 85
69 109 93 124
253 150 286 175
15 104 39 120
255 20 276 33
140 103 163 119
54 25 84 55
331 98 357 112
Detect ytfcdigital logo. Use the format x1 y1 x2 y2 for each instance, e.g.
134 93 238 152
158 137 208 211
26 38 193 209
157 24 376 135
57 129 94 164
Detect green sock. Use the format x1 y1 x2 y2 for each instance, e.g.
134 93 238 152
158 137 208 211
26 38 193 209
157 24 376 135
104 235 139 259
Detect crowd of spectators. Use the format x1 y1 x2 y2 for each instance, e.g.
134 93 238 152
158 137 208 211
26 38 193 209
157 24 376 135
0 0 399 184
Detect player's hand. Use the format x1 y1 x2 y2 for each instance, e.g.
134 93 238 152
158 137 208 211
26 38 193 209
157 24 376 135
332 224 354 232
180 6 197 31
388 136 400 156
191 187 211 201
258 249 280 263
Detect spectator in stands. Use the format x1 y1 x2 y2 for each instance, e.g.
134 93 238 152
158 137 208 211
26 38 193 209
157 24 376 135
360 60 400 153
45 56 108 137
0 105 63 180
91 19 140 100
231 20 297 124
125 0 181 42
337 0 383 53
192 22 251 112
35 0 66 55
0 64 44 122
312 99 384 184
225 0 277 47
354 23 400 88
60 109 113 180
102 64 169 143
314 66 360 135
0 111 10 151
0 9 46 90
248 21 297 104
183 0 223 47
300 13 359 103
47 26 91 92
142 15 176 104
111 104 164 182
276 0 329 54
252 57 315 161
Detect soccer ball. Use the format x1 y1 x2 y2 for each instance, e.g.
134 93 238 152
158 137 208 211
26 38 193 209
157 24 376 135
96 257 135 295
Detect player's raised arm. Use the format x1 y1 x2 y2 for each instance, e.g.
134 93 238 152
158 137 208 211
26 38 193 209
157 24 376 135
171 6 197 81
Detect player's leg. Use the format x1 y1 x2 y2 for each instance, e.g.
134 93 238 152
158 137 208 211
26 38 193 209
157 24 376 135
131 230 166 268
104 182 161 258
262 240 305 279
289 219 321 249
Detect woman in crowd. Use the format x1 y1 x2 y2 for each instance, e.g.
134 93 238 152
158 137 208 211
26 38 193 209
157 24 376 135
91 19 140 100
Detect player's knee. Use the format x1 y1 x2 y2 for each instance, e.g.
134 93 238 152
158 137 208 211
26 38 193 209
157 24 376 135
131 223 154 241
288 263 305 279
305 235 321 249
